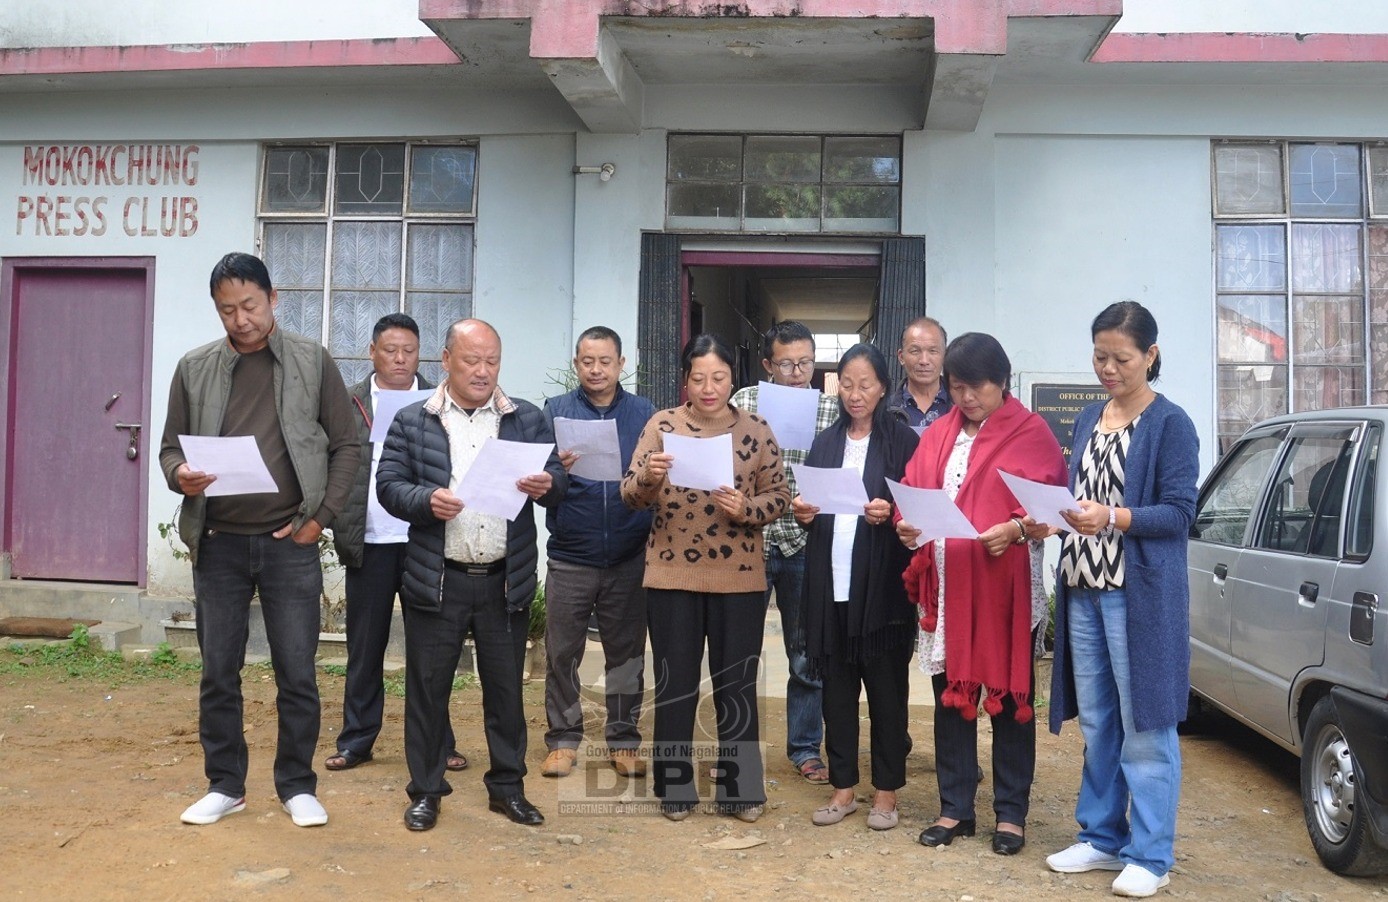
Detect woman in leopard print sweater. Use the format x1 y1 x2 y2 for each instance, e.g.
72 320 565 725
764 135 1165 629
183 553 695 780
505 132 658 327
621 333 789 824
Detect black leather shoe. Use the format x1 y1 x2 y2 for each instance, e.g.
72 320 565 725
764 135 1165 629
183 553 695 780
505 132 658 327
489 794 544 826
918 818 976 847
992 829 1025 855
404 796 440 831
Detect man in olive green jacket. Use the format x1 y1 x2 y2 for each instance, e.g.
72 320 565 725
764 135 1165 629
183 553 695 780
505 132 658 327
159 252 358 830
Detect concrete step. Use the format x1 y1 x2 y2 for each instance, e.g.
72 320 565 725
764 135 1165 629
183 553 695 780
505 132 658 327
0 580 193 646
86 620 142 652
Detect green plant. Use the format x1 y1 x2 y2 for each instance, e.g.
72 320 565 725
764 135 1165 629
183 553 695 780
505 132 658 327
527 583 547 642
1044 591 1056 652
157 506 192 562
149 642 180 666
68 623 91 653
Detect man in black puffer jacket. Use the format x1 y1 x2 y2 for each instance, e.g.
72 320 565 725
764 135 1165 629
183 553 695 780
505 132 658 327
377 319 567 833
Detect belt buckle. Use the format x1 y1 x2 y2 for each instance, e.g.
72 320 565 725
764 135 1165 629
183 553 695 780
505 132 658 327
465 563 491 577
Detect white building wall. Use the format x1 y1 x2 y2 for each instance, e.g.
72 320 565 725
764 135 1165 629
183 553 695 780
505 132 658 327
0 0 431 48
1114 0 1388 34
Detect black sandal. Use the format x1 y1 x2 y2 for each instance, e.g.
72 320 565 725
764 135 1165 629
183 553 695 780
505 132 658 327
324 749 372 771
445 750 469 771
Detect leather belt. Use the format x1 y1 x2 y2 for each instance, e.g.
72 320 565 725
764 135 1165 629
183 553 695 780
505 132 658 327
445 558 506 577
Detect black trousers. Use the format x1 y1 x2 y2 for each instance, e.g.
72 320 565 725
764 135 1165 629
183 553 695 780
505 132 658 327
403 567 527 801
931 667 1036 825
821 629 913 791
646 588 766 810
338 542 455 757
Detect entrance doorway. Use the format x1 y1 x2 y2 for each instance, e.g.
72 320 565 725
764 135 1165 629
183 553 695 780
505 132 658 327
683 251 879 391
1 258 154 584
638 236 927 410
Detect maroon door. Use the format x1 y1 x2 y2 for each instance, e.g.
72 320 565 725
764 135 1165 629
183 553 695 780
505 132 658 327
4 260 153 583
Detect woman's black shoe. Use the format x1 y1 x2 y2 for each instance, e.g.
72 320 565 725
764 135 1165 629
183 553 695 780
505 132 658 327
991 829 1025 855
918 818 976 847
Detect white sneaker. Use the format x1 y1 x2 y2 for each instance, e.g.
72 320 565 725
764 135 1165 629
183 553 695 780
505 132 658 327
1112 864 1170 898
1047 841 1125 873
282 793 328 827
180 791 246 825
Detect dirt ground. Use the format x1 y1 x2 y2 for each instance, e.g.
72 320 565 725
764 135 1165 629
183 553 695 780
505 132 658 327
2 664 1386 902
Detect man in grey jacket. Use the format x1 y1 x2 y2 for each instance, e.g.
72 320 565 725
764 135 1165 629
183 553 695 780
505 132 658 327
159 252 358 829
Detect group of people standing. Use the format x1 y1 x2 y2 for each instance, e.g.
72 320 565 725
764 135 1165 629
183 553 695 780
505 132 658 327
161 250 1197 900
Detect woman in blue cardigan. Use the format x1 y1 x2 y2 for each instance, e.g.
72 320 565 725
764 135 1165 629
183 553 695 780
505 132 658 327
1031 302 1198 899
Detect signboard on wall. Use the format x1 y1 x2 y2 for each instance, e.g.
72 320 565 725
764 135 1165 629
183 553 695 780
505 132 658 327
14 143 201 238
1030 382 1108 464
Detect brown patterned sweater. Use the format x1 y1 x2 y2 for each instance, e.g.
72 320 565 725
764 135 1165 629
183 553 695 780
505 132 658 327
621 402 790 593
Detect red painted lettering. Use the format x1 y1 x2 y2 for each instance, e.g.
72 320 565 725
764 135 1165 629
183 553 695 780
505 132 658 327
121 196 139 237
182 146 200 186
90 196 108 236
53 194 72 236
180 196 198 236
15 195 33 233
42 147 60 186
34 195 53 235
74 146 94 184
109 145 126 186
22 147 43 186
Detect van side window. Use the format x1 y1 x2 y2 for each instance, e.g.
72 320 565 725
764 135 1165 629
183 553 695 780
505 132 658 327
1255 430 1356 557
1346 425 1378 559
1192 434 1283 545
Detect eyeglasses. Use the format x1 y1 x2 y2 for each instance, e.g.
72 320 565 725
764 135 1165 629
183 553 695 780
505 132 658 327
772 358 815 375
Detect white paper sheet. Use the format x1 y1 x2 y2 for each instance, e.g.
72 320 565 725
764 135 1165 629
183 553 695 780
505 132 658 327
368 389 435 442
886 478 979 548
998 469 1082 529
553 417 624 482
791 464 869 516
455 437 555 521
663 432 735 492
178 434 279 497
755 381 822 451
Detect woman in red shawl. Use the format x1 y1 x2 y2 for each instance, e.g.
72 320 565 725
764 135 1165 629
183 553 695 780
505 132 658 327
896 333 1066 856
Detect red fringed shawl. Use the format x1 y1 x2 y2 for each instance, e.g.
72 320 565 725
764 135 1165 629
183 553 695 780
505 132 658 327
901 396 1067 723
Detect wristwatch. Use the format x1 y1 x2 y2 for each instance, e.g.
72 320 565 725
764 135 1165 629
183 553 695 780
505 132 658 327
1098 506 1117 538
1011 517 1027 544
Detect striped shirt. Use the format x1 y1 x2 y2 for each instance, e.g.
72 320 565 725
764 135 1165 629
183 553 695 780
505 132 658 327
1060 417 1138 589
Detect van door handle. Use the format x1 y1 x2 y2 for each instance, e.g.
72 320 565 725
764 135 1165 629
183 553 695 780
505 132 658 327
1298 581 1319 607
1213 563 1228 583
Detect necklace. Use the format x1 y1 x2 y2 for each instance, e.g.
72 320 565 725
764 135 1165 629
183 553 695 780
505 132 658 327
1102 395 1152 433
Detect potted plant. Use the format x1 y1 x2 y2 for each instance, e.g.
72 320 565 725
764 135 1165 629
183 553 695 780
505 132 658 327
525 583 547 682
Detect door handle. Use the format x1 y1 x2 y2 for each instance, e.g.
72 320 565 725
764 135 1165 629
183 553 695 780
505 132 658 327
1298 581 1319 607
115 422 141 460
1213 563 1228 583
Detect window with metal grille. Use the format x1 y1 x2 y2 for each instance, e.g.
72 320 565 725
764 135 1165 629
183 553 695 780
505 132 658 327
256 142 477 386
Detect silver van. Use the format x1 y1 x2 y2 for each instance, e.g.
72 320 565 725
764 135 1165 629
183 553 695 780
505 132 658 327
1188 407 1388 876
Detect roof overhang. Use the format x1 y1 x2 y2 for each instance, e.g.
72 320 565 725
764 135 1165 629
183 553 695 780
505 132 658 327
419 0 1123 133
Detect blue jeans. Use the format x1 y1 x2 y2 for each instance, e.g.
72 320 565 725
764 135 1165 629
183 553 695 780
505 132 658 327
193 530 323 801
1067 587 1182 876
765 545 823 766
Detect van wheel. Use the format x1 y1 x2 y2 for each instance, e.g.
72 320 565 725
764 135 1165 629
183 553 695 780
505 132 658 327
1301 696 1388 875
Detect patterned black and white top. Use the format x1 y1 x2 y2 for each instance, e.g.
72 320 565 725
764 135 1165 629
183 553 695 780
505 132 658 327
1060 416 1139 589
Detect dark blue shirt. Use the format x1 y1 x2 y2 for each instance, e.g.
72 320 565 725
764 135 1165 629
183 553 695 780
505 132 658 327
894 381 952 429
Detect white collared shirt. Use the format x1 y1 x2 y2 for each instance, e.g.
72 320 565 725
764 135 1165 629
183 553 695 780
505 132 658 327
441 388 507 564
365 374 418 545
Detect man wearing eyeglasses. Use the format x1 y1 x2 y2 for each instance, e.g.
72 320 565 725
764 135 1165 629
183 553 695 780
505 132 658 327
894 316 952 428
731 321 839 786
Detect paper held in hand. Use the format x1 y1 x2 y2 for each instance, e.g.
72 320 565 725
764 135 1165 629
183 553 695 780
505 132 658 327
663 432 734 492
178 434 278 497
755 381 821 451
997 469 1081 529
791 464 869 516
553 417 624 481
369 389 434 442
455 437 555 521
885 478 978 548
